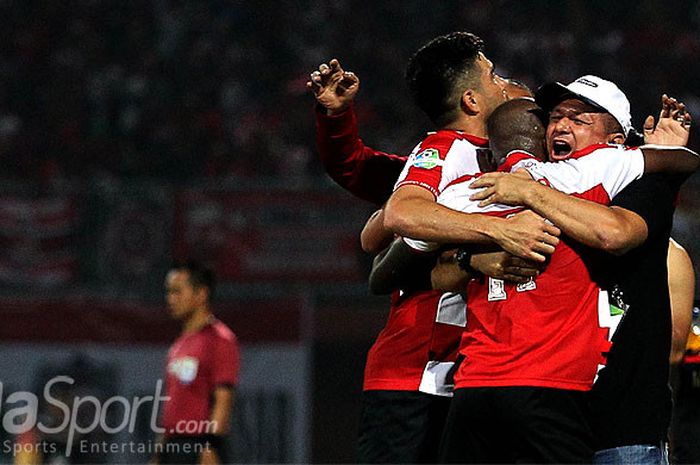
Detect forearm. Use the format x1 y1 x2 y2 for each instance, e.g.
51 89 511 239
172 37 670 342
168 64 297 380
523 183 646 254
642 145 700 174
384 194 501 245
369 238 435 295
208 387 233 435
431 249 473 292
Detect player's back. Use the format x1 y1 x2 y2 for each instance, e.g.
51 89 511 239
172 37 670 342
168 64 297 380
456 236 610 391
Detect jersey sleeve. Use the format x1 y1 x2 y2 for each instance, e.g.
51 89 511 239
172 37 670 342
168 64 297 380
393 133 467 198
315 104 407 205
523 145 644 199
212 333 240 386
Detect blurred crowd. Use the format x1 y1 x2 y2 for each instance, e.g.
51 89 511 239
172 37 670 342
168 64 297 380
0 0 699 295
2 0 700 187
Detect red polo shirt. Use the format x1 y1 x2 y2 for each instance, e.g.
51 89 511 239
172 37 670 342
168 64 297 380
161 319 240 435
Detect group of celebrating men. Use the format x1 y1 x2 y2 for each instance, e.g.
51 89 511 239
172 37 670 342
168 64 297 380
307 32 698 464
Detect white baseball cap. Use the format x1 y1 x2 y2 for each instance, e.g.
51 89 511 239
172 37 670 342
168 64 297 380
535 75 632 136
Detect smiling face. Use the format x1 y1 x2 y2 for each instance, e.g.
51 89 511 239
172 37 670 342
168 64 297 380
546 98 619 160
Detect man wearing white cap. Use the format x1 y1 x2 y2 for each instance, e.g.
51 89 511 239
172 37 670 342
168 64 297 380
471 75 695 465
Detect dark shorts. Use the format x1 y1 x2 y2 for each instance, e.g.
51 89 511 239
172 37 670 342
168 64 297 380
357 390 452 464
439 386 593 464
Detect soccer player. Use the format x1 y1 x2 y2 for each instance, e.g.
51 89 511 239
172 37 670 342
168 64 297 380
369 96 696 463
154 261 240 465
470 78 696 464
307 33 556 464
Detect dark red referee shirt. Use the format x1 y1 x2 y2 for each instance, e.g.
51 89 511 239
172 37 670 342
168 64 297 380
161 319 240 435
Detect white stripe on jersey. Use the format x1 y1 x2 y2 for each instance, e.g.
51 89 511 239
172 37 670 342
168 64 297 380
393 138 483 194
512 146 645 199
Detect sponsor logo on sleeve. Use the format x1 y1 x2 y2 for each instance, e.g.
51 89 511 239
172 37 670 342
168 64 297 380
411 148 442 169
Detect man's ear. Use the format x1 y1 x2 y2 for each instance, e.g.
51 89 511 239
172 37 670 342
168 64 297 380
608 132 626 145
195 286 210 305
461 89 480 115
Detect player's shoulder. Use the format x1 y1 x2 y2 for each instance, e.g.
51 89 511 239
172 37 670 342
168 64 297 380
569 143 636 160
209 319 238 343
420 130 487 151
499 150 539 172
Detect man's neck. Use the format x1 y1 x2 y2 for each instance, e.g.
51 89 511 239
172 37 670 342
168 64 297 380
443 115 488 139
182 308 213 335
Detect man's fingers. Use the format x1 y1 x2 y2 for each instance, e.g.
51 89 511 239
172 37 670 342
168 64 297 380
470 173 501 189
329 58 343 74
684 113 693 128
506 256 543 270
503 266 539 278
318 63 330 75
503 274 531 284
643 115 655 134
533 241 556 256
525 251 547 263
470 186 493 201
661 94 671 119
538 232 560 248
544 223 561 237
340 71 359 87
338 72 359 92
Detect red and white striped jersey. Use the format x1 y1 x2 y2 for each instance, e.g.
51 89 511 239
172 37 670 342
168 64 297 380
394 130 489 197
435 144 644 391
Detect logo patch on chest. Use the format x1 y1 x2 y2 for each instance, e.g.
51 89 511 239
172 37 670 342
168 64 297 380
168 356 199 384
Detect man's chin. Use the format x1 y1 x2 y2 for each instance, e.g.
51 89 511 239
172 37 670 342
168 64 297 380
548 151 573 161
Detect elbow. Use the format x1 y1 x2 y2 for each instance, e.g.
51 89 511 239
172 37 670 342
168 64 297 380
596 233 630 256
593 226 643 256
360 232 380 254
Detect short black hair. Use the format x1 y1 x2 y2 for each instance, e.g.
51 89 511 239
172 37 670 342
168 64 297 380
487 98 547 164
169 260 216 300
405 32 484 127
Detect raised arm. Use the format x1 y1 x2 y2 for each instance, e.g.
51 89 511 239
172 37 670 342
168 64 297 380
308 59 406 204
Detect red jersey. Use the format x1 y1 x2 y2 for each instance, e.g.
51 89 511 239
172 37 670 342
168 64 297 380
161 319 240 435
363 290 462 391
315 104 406 205
394 130 489 198
315 106 470 393
447 145 645 390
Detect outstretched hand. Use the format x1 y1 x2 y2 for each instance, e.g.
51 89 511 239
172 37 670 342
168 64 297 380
306 58 360 114
643 94 692 146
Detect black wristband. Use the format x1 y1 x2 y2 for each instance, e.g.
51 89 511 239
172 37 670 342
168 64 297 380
455 248 473 273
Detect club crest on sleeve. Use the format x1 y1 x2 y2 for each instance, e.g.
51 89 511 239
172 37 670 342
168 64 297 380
411 148 442 169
